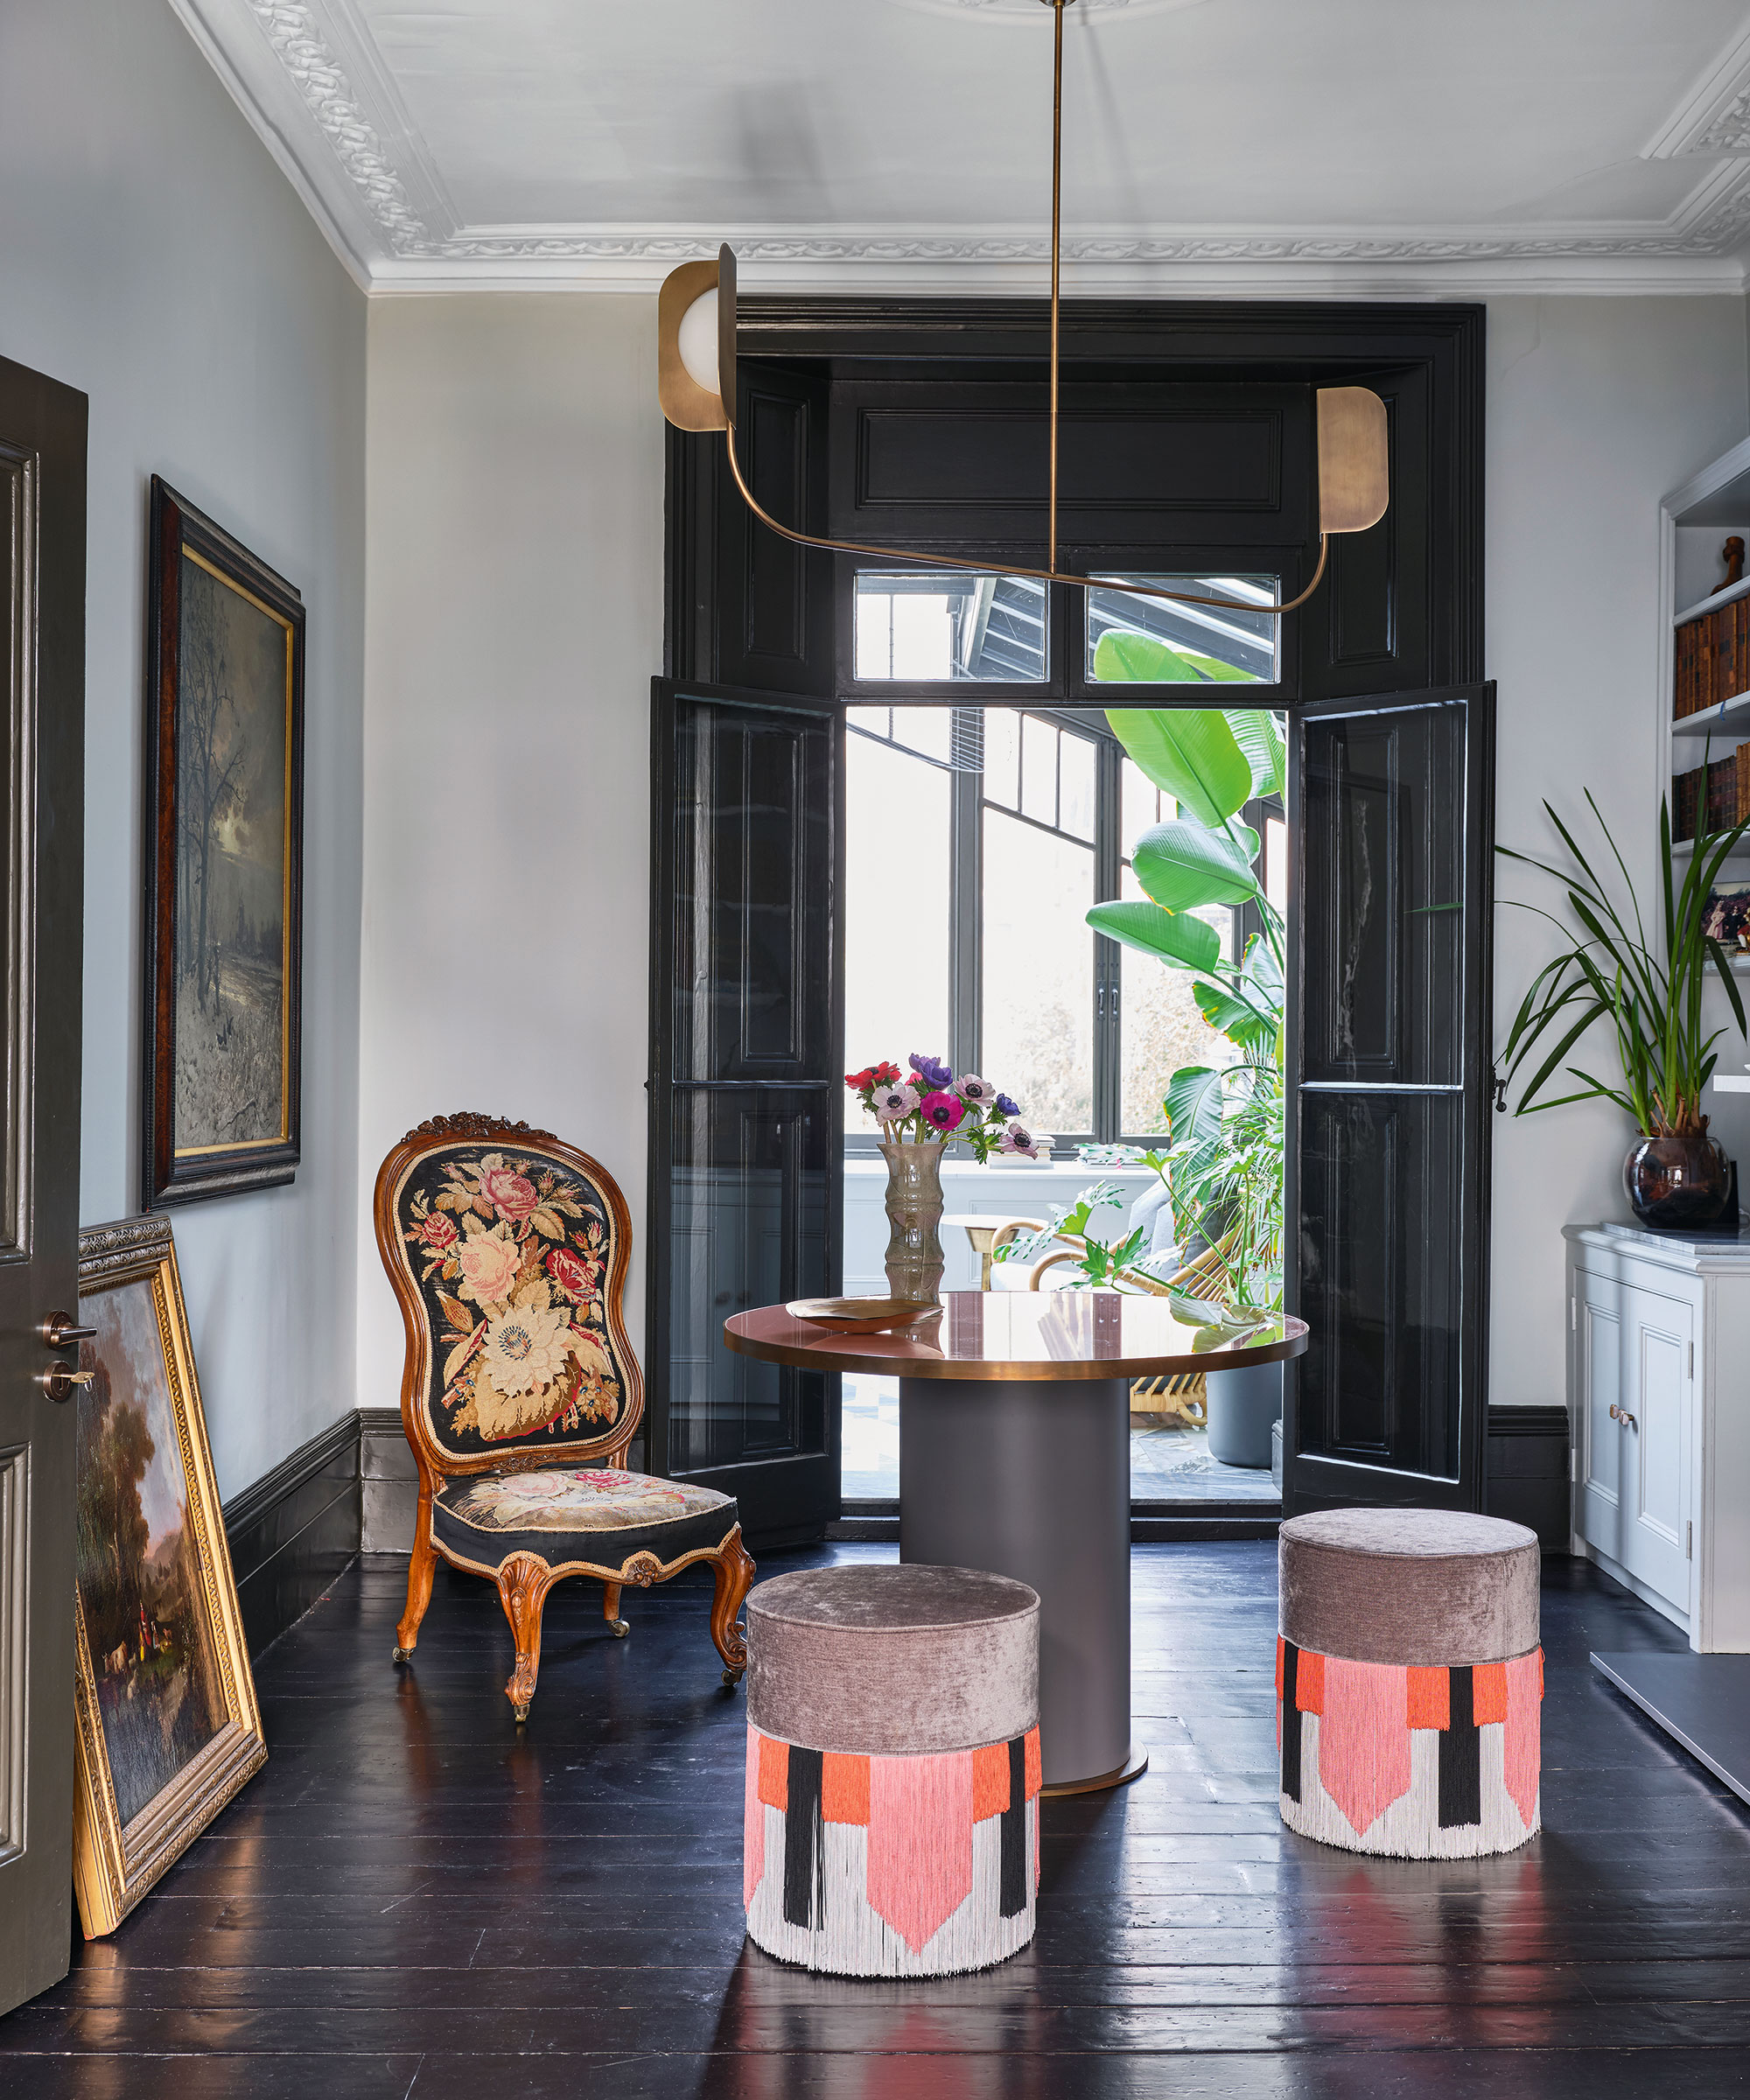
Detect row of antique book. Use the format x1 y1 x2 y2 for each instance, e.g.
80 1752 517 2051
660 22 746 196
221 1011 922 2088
1676 593 1750 717
1674 742 1750 840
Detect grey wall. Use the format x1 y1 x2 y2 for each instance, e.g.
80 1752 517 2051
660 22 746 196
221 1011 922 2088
356 296 662 1423
0 0 368 1496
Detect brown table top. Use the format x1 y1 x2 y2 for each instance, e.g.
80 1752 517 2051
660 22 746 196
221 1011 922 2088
723 1292 1309 1382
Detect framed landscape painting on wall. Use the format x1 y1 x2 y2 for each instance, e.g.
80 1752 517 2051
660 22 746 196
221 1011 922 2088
71 1217 266 1936
142 476 304 1206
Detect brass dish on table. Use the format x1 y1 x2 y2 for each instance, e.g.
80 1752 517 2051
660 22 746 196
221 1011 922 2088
784 1297 940 1334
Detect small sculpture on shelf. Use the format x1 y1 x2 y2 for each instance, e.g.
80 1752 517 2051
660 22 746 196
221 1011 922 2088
1718 536 1746 594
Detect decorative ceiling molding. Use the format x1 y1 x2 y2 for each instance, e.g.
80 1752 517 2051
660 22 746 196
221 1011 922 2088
240 1 438 252
1643 18 1750 158
886 0 1209 20
171 0 1750 296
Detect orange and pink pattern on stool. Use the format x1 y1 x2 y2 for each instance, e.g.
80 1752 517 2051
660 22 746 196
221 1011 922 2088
745 1723 1041 1969
1278 1638 1543 1854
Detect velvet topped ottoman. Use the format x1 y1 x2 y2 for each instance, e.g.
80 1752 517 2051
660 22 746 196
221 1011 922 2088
743 1564 1041 1977
1277 1508 1544 1858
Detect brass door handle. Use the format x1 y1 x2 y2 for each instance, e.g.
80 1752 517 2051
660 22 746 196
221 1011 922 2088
40 1312 96 1350
1609 1403 1637 1431
37 1365 93 1403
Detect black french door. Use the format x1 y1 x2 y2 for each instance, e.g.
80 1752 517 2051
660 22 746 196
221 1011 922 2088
1284 683 1495 1516
647 679 842 1544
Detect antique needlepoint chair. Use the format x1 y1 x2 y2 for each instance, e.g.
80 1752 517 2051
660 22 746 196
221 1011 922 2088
374 1112 755 1720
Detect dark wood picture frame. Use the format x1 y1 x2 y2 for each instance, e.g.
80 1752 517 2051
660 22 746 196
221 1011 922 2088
142 476 304 1206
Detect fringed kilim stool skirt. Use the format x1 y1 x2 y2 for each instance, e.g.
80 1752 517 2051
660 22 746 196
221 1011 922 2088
1277 1508 1544 1859
741 1563 1041 1976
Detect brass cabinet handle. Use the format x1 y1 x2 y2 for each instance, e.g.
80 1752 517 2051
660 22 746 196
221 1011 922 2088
1609 1402 1638 1431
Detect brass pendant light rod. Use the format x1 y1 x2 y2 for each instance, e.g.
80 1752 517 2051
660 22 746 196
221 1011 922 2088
1048 0 1066 575
722 421 1333 614
668 0 1383 623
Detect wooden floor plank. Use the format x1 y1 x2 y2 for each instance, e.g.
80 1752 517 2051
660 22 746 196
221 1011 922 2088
10 1541 1750 2098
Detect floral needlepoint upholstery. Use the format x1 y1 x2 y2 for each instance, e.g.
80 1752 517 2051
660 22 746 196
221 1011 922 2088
396 1144 634 1460
375 1116 756 1719
433 1467 737 1574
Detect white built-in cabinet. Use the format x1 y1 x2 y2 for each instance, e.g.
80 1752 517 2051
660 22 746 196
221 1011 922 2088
1565 1223 1750 1650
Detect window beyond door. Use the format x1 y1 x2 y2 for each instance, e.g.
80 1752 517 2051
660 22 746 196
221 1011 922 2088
844 704 1272 1146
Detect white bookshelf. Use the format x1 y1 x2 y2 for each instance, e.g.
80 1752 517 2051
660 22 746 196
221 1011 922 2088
1663 436 1750 849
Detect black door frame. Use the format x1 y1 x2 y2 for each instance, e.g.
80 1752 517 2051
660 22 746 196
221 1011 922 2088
659 298 1487 1523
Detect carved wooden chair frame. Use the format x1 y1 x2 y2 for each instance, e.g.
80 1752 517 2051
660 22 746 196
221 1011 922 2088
374 1112 754 1719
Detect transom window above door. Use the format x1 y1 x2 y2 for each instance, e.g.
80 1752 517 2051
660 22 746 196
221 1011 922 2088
852 573 1047 683
844 704 1281 1147
850 568 1280 697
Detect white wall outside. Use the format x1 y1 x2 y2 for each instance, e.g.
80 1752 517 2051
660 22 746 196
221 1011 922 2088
0 0 367 1497
355 296 663 1423
1487 295 1750 1408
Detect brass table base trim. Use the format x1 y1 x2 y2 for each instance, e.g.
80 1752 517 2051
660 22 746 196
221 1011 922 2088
1040 1740 1149 1798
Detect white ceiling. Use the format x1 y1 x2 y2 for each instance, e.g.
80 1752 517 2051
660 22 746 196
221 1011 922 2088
172 0 1750 293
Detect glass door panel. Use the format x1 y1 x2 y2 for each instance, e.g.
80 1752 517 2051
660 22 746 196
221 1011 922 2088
650 682 841 1540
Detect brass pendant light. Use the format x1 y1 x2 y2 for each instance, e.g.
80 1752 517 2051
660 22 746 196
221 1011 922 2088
656 0 1388 622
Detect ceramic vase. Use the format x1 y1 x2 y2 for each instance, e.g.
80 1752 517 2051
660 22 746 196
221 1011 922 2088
880 1139 946 1303
1624 1126 1732 1230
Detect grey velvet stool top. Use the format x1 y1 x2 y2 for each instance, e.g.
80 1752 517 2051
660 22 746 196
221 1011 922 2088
1278 1508 1541 1666
746 1564 1040 1756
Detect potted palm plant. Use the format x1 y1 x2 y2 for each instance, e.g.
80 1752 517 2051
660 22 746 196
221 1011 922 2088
1499 789 1749 1228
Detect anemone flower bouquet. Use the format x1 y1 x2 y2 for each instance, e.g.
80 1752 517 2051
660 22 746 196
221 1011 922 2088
844 1054 1051 1161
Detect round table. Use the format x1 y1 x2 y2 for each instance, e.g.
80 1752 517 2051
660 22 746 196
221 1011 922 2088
723 1292 1308 1794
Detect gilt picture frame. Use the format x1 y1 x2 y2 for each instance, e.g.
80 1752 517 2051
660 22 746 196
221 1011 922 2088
143 476 304 1207
71 1216 266 1937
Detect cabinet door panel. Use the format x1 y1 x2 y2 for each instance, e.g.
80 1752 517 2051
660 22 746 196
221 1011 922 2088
1625 1298 1690 1606
1574 1267 1691 1615
1579 1294 1621 1520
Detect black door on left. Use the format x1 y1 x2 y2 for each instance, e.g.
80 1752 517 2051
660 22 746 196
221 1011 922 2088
647 680 841 1545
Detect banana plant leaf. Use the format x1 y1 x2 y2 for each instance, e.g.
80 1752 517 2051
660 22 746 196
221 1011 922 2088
1163 1065 1225 1152
1130 819 1261 910
1092 630 1256 686
1194 979 1277 1052
1086 898 1222 971
1105 708 1253 828
1228 708 1286 802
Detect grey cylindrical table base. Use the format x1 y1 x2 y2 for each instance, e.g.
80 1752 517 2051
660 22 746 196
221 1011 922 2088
899 1375 1142 1794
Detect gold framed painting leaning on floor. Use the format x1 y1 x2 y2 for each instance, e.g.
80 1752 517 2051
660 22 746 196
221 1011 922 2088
69 1216 265 1936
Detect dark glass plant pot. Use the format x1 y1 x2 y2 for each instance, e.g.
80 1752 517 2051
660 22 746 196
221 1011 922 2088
1624 1128 1732 1229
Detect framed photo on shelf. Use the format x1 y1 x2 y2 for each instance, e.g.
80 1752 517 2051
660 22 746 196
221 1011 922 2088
142 476 304 1207
1704 884 1750 952
71 1216 266 1938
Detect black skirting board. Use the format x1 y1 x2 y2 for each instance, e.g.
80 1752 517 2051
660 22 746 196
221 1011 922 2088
1592 1649 1750 1808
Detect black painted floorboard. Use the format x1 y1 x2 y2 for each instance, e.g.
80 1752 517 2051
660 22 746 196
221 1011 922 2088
8 1544 1750 2097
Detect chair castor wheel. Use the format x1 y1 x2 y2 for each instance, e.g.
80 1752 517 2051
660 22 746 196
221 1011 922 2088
513 1703 529 1725
392 1645 410 1664
609 1619 630 1639
723 1667 742 1687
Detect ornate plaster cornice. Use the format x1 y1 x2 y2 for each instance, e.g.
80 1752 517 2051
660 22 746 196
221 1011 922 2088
1643 19 1750 159
241 1 437 254
173 0 1750 293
